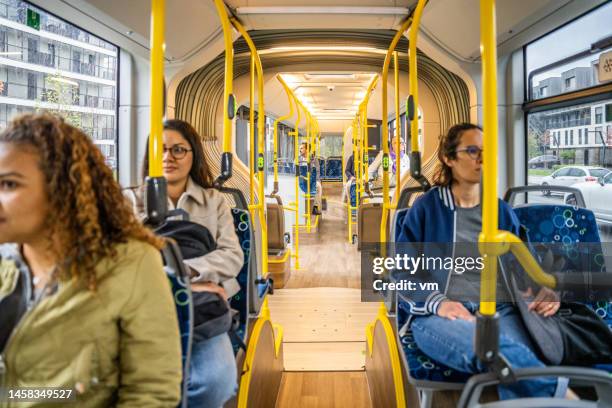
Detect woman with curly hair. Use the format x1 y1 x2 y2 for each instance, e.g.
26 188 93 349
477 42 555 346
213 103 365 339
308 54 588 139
0 113 182 406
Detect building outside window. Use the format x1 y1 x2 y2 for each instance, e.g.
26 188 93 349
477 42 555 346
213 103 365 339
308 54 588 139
0 0 119 170
595 106 603 124
526 2 612 222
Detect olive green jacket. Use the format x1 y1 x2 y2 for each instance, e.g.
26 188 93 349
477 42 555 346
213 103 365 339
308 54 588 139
0 240 182 407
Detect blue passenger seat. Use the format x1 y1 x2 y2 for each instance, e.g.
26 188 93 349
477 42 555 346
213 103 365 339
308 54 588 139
512 204 612 373
160 242 193 408
393 208 468 407
229 208 252 354
324 157 342 180
298 163 317 195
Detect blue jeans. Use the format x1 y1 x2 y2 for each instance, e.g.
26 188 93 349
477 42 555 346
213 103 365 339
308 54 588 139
411 302 568 400
188 333 237 408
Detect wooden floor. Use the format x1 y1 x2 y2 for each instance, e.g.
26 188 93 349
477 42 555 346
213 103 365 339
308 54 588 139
286 183 361 289
268 287 378 371
269 184 376 407
276 372 372 408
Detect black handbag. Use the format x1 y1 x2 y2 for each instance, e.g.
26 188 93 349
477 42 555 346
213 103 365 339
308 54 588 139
508 272 612 366
154 211 233 341
556 302 612 366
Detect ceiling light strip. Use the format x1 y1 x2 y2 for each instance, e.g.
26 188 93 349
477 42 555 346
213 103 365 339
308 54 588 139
236 7 409 15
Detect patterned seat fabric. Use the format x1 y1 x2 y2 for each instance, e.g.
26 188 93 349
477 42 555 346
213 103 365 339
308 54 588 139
400 330 472 383
298 164 318 195
395 272 469 385
323 158 342 180
166 270 193 405
229 208 252 354
395 206 468 384
513 204 612 370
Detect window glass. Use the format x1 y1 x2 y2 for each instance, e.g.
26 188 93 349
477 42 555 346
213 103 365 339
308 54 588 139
527 101 612 240
605 173 612 184
526 2 612 100
589 168 609 178
569 168 585 177
555 168 570 177
0 0 119 171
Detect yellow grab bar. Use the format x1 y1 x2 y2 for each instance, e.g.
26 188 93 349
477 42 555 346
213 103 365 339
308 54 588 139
249 54 256 206
393 50 401 192
277 74 303 269
230 17 268 276
408 0 427 154
478 0 556 316
478 0 500 316
381 17 412 211
148 0 165 178
213 0 233 154
272 81 294 192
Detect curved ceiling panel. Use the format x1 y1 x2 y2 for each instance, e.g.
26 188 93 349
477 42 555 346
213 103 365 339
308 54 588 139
175 30 469 140
175 29 469 202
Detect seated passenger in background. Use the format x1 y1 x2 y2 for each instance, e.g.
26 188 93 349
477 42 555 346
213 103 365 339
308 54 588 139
0 113 182 407
397 123 570 401
341 153 355 204
299 142 323 215
137 119 242 408
369 136 410 190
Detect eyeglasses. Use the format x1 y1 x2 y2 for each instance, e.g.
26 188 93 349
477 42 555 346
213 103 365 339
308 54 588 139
163 145 192 160
455 145 483 160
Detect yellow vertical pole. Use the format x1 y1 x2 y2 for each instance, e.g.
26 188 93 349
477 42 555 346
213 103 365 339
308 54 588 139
256 58 268 278
230 17 268 277
293 102 301 268
409 0 426 155
148 0 165 178
380 18 412 244
479 0 499 316
394 51 401 190
213 0 233 154
273 86 294 193
249 54 256 209
306 110 312 233
277 76 302 269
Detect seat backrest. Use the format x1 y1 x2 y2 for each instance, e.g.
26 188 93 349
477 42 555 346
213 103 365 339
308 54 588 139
229 208 252 351
266 195 286 251
513 204 609 325
392 208 410 243
324 157 342 179
349 181 356 207
298 163 318 194
319 157 327 179
161 242 192 408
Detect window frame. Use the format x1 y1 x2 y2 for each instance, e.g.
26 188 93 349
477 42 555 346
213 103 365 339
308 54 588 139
523 2 612 104
19 0 121 175
523 2 612 188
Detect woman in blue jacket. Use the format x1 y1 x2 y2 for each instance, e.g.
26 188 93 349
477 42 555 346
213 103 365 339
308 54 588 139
397 123 569 401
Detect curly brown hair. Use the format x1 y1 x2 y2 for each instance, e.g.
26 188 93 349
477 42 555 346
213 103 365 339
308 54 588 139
0 113 163 289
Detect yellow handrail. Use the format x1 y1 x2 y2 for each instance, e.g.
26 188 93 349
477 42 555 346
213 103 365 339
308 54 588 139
478 0 556 316
148 0 165 178
213 0 233 154
393 50 401 192
408 0 427 154
230 17 268 277
381 17 412 210
272 84 294 192
379 17 413 245
277 74 302 269
249 54 256 206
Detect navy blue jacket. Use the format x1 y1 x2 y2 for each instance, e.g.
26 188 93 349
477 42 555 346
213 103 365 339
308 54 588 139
396 185 522 316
